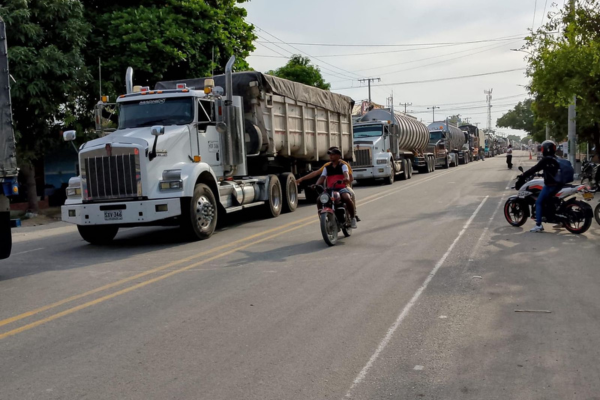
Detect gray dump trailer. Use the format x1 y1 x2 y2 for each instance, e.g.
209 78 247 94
0 18 19 259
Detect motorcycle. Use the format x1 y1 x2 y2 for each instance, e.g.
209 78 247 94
504 166 594 234
581 159 598 189
313 180 353 246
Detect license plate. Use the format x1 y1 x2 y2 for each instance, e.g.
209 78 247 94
104 211 123 221
583 192 594 200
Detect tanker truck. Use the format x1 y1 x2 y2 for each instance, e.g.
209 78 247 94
428 121 468 168
0 18 19 259
351 109 433 184
459 123 484 161
61 56 354 244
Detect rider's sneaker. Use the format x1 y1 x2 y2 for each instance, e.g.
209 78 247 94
530 224 544 233
351 218 358 229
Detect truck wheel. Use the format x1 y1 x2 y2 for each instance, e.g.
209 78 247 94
443 156 450 169
0 211 11 259
279 172 298 213
431 156 436 172
180 183 218 240
383 161 395 185
263 174 282 218
77 225 119 245
407 161 413 179
398 160 407 181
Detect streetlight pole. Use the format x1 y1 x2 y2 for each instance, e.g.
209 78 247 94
428 106 440 122
568 0 577 170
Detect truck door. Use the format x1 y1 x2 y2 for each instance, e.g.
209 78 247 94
197 99 221 171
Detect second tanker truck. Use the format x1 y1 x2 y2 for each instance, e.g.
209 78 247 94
428 121 469 168
351 109 434 185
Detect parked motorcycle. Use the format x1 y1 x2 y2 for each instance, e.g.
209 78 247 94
581 159 598 189
504 167 594 234
313 180 353 246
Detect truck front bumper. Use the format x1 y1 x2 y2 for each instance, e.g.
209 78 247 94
353 166 392 180
61 198 182 226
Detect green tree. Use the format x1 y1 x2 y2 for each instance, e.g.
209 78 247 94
0 0 90 212
496 99 546 139
83 0 256 108
267 55 331 90
525 0 600 153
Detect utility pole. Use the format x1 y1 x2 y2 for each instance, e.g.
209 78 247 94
484 89 493 133
399 102 412 114
546 123 551 140
568 0 577 170
358 78 381 105
428 106 440 122
463 117 471 124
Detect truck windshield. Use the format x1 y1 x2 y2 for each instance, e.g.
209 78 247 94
119 97 194 129
354 125 383 138
430 131 444 142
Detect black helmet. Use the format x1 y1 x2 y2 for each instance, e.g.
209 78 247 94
541 140 556 157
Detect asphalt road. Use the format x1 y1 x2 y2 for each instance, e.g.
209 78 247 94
2 151 600 400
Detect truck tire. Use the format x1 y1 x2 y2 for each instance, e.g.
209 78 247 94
263 174 282 218
431 156 436 172
443 156 450 169
77 225 119 245
0 211 11 259
383 160 395 185
180 183 218 241
407 160 413 179
399 159 407 181
279 172 298 213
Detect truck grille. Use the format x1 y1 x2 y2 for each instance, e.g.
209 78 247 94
351 149 372 167
82 148 141 201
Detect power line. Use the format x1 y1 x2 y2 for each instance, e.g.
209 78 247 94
296 37 525 58
410 94 528 108
333 68 527 90
254 34 527 48
532 0 538 31
253 25 365 80
541 0 549 26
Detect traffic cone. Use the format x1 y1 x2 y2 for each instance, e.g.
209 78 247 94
529 151 532 160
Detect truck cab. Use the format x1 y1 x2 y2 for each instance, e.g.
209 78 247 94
62 57 293 245
352 120 399 184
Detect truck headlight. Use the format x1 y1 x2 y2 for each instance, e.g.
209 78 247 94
319 193 330 204
66 187 82 197
376 159 388 165
160 170 183 191
66 177 82 199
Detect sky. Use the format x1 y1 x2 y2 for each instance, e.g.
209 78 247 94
242 0 556 139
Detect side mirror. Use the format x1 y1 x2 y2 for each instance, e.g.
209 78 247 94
63 130 76 142
518 166 524 172
151 126 165 136
216 122 227 134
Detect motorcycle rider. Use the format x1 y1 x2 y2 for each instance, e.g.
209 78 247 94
506 144 513 169
314 148 358 229
296 147 359 219
522 140 562 232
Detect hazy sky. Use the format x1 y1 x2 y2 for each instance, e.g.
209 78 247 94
242 0 556 138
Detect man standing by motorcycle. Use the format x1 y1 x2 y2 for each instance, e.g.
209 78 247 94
522 140 562 232
506 144 513 169
314 148 358 229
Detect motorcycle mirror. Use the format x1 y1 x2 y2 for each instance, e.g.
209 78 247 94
518 166 524 172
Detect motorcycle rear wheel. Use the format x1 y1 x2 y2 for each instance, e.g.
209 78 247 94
564 201 592 234
504 198 528 227
594 202 600 226
320 213 338 246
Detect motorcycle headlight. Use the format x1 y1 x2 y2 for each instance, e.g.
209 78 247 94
319 193 330 204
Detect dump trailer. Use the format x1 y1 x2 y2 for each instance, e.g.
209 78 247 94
0 18 19 260
62 57 354 244
351 109 433 184
428 121 467 168
459 124 484 160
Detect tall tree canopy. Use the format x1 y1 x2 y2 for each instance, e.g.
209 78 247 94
496 99 543 139
267 55 331 90
0 0 90 211
525 0 600 151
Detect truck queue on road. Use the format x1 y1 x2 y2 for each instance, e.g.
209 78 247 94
57 57 491 245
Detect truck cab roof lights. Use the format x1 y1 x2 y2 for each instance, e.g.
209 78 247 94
176 83 187 89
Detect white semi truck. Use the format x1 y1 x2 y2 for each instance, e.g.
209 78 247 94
61 57 354 244
351 109 434 184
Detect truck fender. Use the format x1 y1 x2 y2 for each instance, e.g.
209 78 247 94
178 163 219 199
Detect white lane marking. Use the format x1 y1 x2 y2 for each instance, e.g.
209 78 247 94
12 248 45 256
344 196 489 398
413 365 424 371
467 177 513 264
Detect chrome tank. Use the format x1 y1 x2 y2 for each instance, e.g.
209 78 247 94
359 109 429 153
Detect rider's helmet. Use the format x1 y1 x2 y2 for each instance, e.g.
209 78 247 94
541 140 557 157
